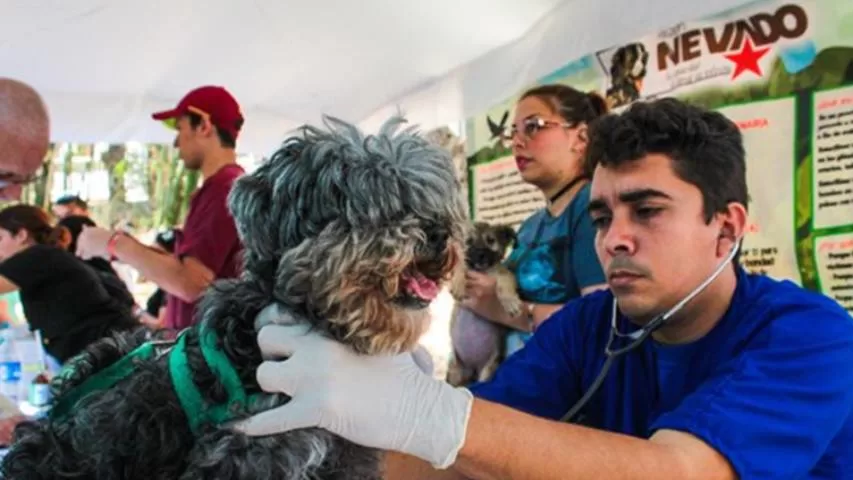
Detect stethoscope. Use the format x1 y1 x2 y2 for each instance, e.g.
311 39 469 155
560 240 741 423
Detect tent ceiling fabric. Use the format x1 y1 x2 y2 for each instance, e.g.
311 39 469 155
2 0 748 154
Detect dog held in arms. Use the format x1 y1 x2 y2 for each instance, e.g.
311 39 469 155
1 116 467 479
447 222 521 387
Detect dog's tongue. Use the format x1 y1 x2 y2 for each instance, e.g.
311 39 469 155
401 271 439 301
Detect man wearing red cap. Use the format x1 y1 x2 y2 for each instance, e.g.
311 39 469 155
77 86 245 330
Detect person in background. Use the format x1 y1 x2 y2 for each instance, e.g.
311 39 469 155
462 84 609 358
51 194 89 220
57 215 115 276
0 205 138 363
142 228 180 328
76 86 245 331
239 98 853 480
106 218 142 294
0 78 50 201
56 214 141 319
52 199 119 281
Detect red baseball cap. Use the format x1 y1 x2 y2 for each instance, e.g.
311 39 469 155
152 86 244 140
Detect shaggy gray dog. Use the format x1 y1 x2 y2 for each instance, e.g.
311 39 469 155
1 116 467 479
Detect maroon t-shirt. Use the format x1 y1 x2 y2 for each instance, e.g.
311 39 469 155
165 163 244 330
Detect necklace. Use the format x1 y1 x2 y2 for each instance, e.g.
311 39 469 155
548 175 585 205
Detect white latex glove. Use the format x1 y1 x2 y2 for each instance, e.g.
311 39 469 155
234 318 474 469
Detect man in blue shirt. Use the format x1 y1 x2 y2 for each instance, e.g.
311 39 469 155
238 98 853 479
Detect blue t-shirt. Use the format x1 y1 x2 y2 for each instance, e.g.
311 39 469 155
505 183 604 304
502 183 605 354
470 268 853 479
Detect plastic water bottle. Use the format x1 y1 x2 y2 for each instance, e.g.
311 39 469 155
29 372 51 406
0 330 21 404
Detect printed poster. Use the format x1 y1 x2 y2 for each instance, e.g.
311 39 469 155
814 232 853 313
718 97 799 282
465 0 853 311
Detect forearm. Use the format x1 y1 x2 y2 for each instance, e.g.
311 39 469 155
469 299 563 333
383 398 698 480
530 303 562 329
451 399 703 480
466 297 530 332
112 235 207 303
384 453 468 480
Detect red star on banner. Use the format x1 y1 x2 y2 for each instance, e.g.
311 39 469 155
724 37 771 79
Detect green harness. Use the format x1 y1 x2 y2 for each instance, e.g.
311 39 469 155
50 327 263 434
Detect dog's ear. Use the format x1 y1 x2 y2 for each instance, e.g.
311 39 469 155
495 225 517 249
228 174 270 235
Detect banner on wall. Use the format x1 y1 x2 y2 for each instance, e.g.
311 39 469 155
464 0 853 312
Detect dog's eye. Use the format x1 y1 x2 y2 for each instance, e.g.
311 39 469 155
522 120 542 137
485 235 496 245
420 226 450 258
426 227 449 245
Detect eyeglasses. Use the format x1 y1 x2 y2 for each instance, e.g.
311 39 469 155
0 171 38 188
500 117 574 147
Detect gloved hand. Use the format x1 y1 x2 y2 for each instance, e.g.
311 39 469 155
234 312 474 469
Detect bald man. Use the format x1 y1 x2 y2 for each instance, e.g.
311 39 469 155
0 77 50 200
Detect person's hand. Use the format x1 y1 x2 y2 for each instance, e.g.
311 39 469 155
75 226 116 260
461 270 498 312
233 313 474 469
464 271 497 301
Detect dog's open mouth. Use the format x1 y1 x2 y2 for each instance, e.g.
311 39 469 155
395 270 440 309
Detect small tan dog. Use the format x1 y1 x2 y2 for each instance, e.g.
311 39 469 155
447 222 522 386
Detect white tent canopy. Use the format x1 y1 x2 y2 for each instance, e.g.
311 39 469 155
2 0 748 154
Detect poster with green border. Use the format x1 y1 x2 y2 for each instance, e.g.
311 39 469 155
464 0 853 312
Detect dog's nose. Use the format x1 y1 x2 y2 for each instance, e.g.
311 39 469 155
417 228 449 262
467 251 489 268
426 228 449 250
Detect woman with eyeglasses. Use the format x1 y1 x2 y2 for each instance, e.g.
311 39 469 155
462 84 609 359
0 205 139 364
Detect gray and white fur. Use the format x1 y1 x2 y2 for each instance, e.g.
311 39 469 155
1 115 467 479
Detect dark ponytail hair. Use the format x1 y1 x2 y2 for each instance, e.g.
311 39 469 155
585 91 609 118
0 204 71 249
520 84 609 128
57 215 97 254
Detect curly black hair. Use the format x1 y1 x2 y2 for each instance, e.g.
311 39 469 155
586 97 748 223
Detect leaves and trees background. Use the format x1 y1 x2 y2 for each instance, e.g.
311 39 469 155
18 143 256 235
